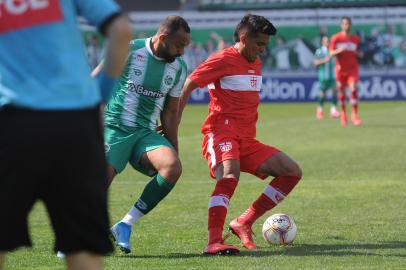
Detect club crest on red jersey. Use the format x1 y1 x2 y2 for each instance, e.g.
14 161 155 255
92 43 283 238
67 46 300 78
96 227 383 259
219 142 232 152
250 76 258 88
0 0 63 33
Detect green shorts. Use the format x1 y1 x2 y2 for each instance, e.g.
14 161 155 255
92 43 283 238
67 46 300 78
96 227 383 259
104 124 173 176
319 79 335 93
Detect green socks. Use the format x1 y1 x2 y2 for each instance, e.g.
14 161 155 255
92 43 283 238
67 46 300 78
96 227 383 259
134 174 174 215
319 94 325 107
332 92 338 106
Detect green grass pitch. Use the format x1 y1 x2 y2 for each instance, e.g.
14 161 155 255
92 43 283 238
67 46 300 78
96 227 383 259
5 101 406 270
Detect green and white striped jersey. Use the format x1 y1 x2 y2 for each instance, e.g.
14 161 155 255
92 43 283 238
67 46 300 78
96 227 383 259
105 38 187 130
314 46 335 81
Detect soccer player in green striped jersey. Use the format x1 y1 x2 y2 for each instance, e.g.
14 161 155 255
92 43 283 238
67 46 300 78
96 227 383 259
103 16 190 254
313 35 340 119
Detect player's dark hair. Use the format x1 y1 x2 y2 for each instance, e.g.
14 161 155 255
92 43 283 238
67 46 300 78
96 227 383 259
158 16 190 35
341 16 352 24
234 14 277 42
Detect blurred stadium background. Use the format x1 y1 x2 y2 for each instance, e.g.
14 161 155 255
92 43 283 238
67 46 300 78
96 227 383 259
6 2 405 268
82 0 406 103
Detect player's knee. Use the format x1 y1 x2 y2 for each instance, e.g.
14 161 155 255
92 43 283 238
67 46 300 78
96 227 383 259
293 165 302 179
160 158 182 183
285 162 302 179
171 159 183 180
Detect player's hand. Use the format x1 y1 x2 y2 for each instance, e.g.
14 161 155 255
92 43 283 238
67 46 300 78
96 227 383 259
324 55 331 62
337 47 346 54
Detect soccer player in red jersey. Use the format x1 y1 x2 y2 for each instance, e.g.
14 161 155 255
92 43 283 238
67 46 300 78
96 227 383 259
178 14 302 255
330 16 362 126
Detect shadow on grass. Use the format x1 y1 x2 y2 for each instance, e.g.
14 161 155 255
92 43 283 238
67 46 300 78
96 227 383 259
116 253 205 259
246 241 406 258
115 241 406 259
363 123 406 129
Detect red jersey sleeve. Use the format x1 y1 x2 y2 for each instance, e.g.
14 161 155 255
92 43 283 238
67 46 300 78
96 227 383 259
329 34 337 51
188 52 228 88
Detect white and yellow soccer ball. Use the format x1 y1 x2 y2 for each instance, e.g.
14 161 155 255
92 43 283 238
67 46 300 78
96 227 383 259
262 213 297 245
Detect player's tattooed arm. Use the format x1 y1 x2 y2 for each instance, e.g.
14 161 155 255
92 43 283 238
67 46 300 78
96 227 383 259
161 96 180 153
178 78 199 125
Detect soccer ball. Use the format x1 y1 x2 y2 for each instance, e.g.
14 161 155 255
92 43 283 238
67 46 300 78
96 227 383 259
262 213 297 245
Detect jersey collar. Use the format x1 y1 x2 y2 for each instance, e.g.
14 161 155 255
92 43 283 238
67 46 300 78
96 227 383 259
145 37 164 61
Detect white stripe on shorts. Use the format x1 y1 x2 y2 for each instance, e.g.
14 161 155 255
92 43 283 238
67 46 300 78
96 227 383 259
207 132 216 168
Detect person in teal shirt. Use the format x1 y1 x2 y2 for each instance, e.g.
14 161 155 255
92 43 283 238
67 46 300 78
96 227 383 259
0 1 132 269
313 35 340 119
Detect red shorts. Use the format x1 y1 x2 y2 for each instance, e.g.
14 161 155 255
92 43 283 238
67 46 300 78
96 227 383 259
336 69 359 88
201 131 280 179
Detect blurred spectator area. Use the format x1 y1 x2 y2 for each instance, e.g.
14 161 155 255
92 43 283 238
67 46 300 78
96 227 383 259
81 5 406 71
115 0 182 10
198 0 406 10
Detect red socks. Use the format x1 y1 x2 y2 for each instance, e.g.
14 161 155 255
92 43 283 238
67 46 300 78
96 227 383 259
351 90 358 115
238 176 301 226
339 89 359 115
338 91 346 115
208 177 238 244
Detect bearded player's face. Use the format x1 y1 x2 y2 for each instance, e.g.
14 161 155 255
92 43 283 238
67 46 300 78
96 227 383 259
242 32 270 62
159 30 190 63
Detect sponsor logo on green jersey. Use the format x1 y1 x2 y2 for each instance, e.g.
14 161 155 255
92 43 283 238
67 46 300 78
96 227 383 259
128 82 164 98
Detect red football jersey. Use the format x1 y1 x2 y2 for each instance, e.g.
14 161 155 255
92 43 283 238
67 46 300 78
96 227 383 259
189 47 262 137
329 32 360 73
